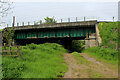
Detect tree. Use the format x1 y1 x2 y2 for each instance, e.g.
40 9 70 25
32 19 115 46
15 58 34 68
0 0 13 26
44 17 57 24
0 0 14 46
2 27 15 46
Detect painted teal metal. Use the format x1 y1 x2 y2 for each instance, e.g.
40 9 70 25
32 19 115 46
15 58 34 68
15 27 95 39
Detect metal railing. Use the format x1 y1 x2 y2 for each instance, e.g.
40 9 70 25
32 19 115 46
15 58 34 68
6 16 98 27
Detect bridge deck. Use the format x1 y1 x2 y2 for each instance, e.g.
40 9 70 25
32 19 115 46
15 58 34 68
14 20 97 30
13 20 97 39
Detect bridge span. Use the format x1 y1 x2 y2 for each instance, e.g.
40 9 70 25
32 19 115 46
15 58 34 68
10 20 99 48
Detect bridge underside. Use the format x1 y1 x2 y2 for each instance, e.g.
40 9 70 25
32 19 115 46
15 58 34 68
15 37 86 45
14 26 95 40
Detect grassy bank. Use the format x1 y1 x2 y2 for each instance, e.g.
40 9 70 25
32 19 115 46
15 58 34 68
2 43 68 78
82 47 118 66
71 52 103 78
82 22 118 65
72 52 88 64
98 22 118 49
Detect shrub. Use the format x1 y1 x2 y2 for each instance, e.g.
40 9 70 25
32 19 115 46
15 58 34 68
82 47 118 64
71 40 85 52
26 43 37 50
2 57 25 78
98 22 118 49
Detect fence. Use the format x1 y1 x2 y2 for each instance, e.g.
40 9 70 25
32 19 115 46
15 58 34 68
1 46 22 58
6 16 99 27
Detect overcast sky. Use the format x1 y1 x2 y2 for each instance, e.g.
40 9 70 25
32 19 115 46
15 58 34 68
11 0 119 2
2 0 119 29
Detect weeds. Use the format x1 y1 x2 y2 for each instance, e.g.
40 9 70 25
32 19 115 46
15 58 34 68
2 43 68 78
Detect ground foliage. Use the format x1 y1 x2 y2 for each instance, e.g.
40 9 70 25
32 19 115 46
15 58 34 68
2 43 68 78
71 40 85 52
98 22 118 49
83 22 118 65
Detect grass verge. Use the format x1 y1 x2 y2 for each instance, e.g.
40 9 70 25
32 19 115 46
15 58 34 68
82 47 118 66
72 52 88 64
2 43 68 78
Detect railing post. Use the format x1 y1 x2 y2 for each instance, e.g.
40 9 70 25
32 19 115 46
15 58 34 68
84 17 86 21
17 23 19 26
22 22 24 26
68 18 70 22
7 24 9 27
12 16 15 27
28 22 30 25
61 19 62 23
76 17 77 22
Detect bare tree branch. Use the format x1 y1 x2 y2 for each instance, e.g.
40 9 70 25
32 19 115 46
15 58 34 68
0 0 13 26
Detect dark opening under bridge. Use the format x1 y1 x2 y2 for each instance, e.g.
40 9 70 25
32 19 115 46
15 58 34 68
12 20 99 48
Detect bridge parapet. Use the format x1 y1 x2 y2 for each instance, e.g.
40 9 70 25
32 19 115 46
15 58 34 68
13 20 97 30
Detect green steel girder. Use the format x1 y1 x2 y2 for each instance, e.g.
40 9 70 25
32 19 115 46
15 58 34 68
14 27 95 39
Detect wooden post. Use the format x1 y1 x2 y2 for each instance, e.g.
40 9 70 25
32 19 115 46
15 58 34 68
86 33 89 39
7 24 9 27
68 18 70 22
116 43 118 51
17 46 22 58
12 16 15 27
17 23 19 26
61 19 62 23
22 22 24 26
4 43 6 54
28 22 30 25
10 46 11 55
113 17 114 22
76 17 77 22
84 17 86 21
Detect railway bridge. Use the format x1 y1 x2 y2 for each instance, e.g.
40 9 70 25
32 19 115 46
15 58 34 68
12 20 99 48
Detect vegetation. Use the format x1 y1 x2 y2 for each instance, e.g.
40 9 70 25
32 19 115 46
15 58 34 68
2 57 24 78
44 17 57 24
82 22 118 65
72 52 88 64
2 43 68 78
98 22 118 49
82 47 118 65
71 40 85 52
3 27 15 46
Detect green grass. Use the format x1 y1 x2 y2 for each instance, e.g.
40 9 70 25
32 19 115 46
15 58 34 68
82 47 118 66
2 43 68 78
71 40 85 52
87 69 103 78
81 22 118 66
72 52 88 64
98 22 118 49
2 46 18 55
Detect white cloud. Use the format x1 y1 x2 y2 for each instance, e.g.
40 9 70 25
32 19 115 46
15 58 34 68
11 0 119 2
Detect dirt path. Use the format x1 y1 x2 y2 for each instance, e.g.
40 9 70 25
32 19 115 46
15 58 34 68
64 53 118 78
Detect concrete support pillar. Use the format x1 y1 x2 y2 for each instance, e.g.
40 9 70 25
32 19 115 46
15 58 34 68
95 23 102 46
85 38 90 49
85 33 98 49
